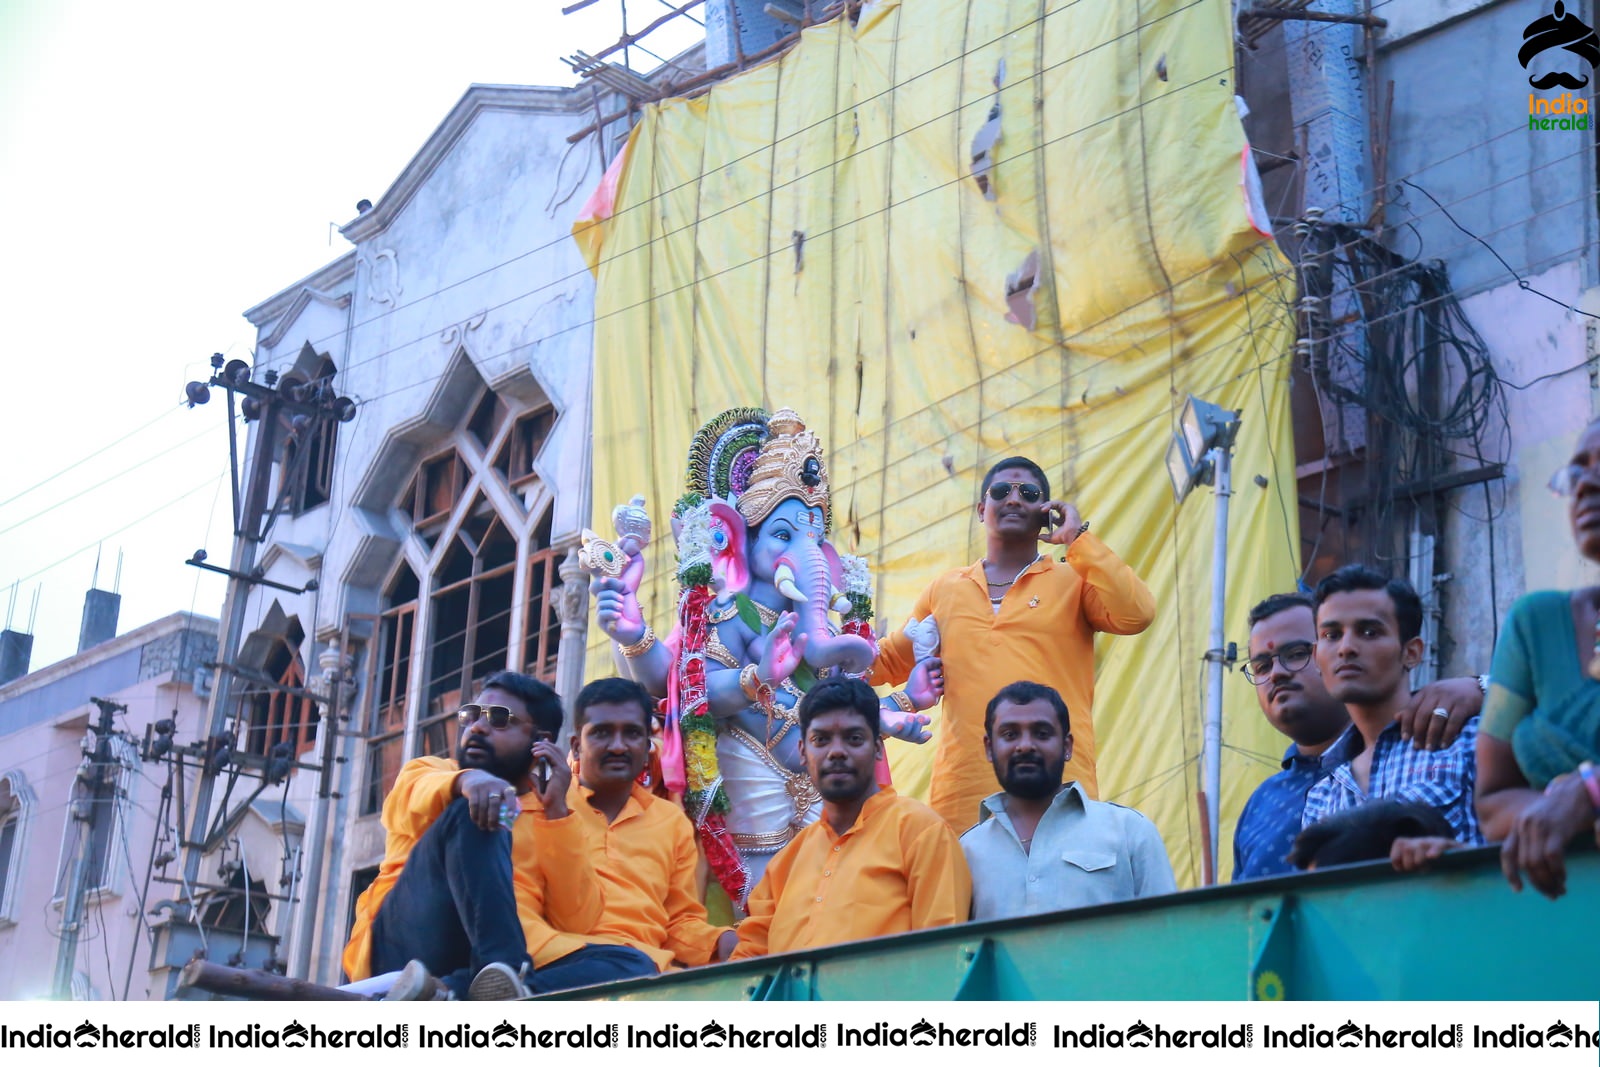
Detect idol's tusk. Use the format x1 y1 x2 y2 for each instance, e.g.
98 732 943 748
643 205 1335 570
774 564 808 603
831 591 853 614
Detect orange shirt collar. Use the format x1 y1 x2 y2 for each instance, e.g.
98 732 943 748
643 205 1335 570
823 785 899 840
575 778 653 825
961 554 1053 591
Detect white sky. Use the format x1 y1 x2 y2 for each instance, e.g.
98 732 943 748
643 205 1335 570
0 0 702 672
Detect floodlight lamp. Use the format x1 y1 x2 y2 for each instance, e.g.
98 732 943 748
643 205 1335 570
1178 395 1241 457
1166 432 1200 502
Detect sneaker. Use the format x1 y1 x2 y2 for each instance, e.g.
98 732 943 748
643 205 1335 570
382 959 451 1001
467 961 530 1001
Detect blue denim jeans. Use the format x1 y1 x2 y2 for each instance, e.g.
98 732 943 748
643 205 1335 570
368 797 657 996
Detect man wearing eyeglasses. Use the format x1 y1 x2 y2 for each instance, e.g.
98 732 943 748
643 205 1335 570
873 457 1155 832
343 671 655 999
1233 591 1485 881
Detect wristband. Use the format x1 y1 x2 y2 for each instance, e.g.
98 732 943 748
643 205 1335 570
739 663 776 710
1579 761 1600 814
888 690 918 717
1476 674 1489 695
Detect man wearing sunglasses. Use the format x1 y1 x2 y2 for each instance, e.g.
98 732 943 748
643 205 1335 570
1233 592 1484 880
872 456 1156 832
344 671 653 999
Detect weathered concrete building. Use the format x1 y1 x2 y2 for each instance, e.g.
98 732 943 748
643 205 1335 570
1239 0 1599 678
0 612 219 999
220 82 628 986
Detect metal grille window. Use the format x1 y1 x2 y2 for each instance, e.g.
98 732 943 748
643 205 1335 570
523 514 561 683
358 385 561 816
246 638 319 759
423 503 518 757
362 567 418 816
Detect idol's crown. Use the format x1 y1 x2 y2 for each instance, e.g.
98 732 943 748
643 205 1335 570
736 408 831 529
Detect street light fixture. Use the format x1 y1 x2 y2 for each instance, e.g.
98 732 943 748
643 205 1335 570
1165 393 1241 886
1166 395 1241 502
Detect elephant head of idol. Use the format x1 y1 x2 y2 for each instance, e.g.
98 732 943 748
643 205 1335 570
702 409 875 676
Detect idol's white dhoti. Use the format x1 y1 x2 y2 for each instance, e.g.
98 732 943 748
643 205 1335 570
716 726 820 887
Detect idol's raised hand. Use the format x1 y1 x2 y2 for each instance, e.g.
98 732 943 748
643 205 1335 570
756 611 808 685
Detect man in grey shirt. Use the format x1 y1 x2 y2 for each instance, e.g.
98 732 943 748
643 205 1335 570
961 680 1175 920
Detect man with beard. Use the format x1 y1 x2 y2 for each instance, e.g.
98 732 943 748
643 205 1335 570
342 672 653 999
872 457 1155 833
960 681 1173 920
1234 592 1483 880
730 678 970 958
559 677 738 969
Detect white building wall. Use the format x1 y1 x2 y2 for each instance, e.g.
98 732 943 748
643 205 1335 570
233 84 608 986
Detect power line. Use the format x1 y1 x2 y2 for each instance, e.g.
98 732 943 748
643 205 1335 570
333 120 1586 438
0 422 224 538
0 404 183 512
0 476 222 590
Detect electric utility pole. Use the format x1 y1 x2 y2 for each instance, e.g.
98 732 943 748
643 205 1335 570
52 697 124 999
179 356 356 893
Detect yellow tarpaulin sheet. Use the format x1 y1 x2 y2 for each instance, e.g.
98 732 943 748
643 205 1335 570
579 0 1299 886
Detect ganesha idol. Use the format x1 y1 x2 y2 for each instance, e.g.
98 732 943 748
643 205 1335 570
581 408 943 904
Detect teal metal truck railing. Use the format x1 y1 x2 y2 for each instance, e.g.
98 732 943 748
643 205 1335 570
550 844 1600 1001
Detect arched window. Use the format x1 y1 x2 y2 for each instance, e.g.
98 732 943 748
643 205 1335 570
359 384 562 814
284 356 341 515
0 770 34 924
420 497 519 758
363 565 417 815
245 633 319 759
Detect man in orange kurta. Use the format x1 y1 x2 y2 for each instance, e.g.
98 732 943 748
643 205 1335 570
558 678 737 970
731 679 970 959
873 457 1156 832
342 672 655 998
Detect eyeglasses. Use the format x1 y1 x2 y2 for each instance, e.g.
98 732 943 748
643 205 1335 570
987 481 1043 503
1240 642 1315 685
457 704 528 730
1548 462 1599 498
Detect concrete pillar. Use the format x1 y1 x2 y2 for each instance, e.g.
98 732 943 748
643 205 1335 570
0 629 32 684
77 589 121 653
553 546 590 722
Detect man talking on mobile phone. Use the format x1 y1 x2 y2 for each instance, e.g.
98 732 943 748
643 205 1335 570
872 457 1156 833
342 672 656 999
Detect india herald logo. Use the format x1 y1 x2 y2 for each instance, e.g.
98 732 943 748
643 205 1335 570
1520 2 1599 90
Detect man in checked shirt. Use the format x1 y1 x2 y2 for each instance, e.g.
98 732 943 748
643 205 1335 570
1300 565 1486 847
1233 590 1485 881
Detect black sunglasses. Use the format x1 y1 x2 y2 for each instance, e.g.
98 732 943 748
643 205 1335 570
1240 642 1314 685
987 481 1043 503
457 703 529 729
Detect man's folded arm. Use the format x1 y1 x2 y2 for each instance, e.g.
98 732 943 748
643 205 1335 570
382 756 463 834
1068 532 1156 636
